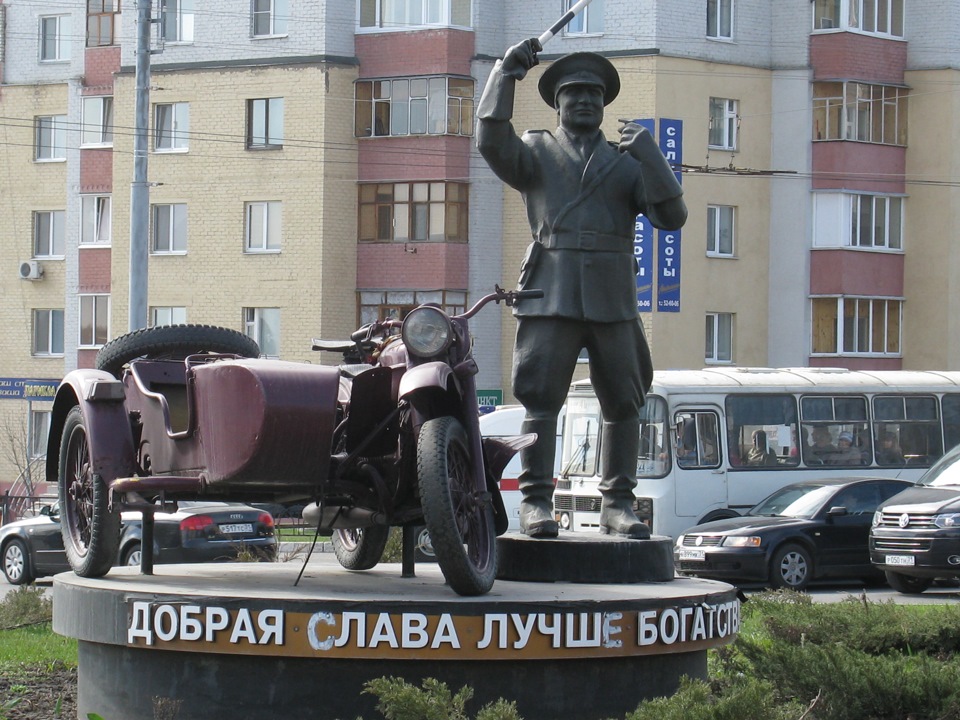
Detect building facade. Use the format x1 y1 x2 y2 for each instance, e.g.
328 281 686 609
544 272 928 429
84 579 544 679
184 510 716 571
0 0 956 495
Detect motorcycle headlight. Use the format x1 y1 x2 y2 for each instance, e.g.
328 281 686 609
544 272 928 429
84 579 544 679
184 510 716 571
402 306 453 358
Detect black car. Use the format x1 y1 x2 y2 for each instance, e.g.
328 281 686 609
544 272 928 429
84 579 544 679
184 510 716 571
1 501 277 585
674 477 913 590
870 443 960 594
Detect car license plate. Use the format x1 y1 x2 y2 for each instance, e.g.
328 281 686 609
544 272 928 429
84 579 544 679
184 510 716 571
220 523 253 535
679 548 706 562
885 554 915 566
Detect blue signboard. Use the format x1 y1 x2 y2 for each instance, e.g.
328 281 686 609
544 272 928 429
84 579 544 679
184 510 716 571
0 378 60 401
657 119 683 313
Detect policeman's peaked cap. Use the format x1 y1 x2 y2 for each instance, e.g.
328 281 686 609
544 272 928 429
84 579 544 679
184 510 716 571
538 52 621 109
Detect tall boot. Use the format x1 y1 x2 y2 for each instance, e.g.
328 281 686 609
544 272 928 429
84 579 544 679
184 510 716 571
598 418 651 539
517 418 559 538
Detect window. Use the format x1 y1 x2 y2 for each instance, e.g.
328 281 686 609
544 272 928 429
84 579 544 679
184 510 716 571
359 0 472 29
811 297 902 356
87 0 119 47
813 82 907 145
813 0 841 29
851 194 902 250
565 0 603 34
708 98 738 150
81 97 113 146
152 204 187 253
29 409 52 459
673 411 721 469
705 312 733 363
247 98 284 149
355 77 474 138
161 0 194 43
244 307 279 357
812 0 903 36
35 116 67 161
33 309 64 356
358 290 466 325
813 192 903 250
800 395 871 466
873 395 943 466
252 0 288 36
39 15 71 61
725 394 800 468
707 205 735 256
79 295 110 347
81 196 112 246
151 306 187 326
707 0 733 39
34 211 65 258
154 102 189 151
359 182 468 243
245 202 282 252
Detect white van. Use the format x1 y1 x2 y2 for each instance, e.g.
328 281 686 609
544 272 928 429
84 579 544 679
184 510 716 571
480 405 563 532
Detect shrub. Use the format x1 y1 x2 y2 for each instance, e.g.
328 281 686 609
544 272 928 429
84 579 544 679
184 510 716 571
363 677 521 720
0 586 52 629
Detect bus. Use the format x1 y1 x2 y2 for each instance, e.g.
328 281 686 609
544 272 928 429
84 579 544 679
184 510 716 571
553 368 960 539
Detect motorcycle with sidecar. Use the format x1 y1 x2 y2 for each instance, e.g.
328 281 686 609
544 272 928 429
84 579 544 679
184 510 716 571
44 286 539 596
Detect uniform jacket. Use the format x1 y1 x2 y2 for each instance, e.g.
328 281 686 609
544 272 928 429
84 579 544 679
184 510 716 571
477 62 686 323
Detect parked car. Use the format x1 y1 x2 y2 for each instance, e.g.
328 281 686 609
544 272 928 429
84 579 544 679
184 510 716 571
674 477 913 590
1 501 276 585
870 443 960 594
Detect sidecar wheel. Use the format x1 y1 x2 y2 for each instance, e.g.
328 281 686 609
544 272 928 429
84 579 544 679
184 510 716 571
96 324 261 378
331 526 389 570
418 417 497 596
59 407 120 578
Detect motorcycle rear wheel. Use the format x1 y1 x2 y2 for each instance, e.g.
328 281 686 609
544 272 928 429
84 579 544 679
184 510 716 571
331 526 390 570
418 416 497 596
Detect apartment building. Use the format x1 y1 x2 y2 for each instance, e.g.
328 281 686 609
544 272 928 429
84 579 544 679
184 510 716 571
0 0 956 495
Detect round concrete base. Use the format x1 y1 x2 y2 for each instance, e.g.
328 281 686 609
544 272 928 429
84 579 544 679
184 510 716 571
54 551 740 720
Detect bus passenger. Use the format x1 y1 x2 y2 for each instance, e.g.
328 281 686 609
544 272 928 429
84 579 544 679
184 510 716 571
876 432 905 465
830 431 862 465
746 430 778 466
806 426 837 464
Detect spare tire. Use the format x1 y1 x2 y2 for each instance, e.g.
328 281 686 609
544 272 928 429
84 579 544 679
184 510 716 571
96 324 260 378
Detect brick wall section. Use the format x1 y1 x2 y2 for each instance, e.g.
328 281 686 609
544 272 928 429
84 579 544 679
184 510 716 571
809 248 904 297
811 33 906 84
358 136 472 182
357 242 468 289
78 248 112 293
82 46 121 92
356 29 474 77
812 143 906 193
80 148 113 191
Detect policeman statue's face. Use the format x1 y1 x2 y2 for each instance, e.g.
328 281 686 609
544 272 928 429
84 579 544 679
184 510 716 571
557 84 604 134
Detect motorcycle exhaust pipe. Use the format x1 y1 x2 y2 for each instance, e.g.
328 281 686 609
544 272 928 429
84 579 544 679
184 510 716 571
302 502 387 531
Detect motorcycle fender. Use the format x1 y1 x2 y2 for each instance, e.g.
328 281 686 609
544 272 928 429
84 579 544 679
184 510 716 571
45 369 137 487
398 362 460 400
482 434 537 536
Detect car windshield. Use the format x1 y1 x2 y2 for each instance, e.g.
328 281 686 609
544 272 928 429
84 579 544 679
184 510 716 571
747 484 835 519
919 445 960 488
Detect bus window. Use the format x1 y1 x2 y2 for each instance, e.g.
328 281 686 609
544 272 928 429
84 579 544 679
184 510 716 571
800 395 871 467
874 395 943 466
942 394 960 452
637 396 669 477
673 411 720 469
560 397 601 477
725 394 800 468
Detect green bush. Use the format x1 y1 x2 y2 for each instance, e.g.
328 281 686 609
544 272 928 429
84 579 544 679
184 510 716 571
0 586 52 629
363 677 520 720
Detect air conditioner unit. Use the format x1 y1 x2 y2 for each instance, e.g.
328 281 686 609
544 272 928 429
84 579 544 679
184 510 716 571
19 260 43 280
819 17 836 29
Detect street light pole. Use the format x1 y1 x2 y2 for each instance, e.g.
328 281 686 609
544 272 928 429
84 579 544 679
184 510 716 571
129 0 152 331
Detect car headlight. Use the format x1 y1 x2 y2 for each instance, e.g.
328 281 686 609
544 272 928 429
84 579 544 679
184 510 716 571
721 536 762 548
402 306 453 358
933 513 960 529
675 534 685 548
872 510 882 527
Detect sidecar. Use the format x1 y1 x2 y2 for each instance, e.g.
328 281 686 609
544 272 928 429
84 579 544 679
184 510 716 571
45 325 341 578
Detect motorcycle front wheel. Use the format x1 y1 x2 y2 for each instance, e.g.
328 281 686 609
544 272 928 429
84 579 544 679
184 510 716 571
418 416 497 596
331 526 390 570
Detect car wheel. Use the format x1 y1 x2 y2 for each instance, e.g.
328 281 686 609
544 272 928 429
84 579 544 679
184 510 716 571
2 539 33 585
123 543 142 567
95 324 261 378
770 543 813 591
885 570 933 594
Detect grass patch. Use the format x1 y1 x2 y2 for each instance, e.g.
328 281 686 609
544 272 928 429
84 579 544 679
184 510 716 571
0 586 77 666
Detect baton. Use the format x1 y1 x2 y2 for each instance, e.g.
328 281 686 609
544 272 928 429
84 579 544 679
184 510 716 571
538 0 597 46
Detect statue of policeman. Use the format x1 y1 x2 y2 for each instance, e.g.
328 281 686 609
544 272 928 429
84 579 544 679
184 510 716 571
477 39 687 539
